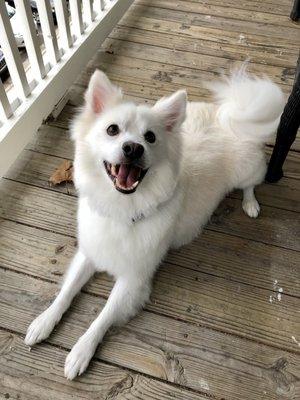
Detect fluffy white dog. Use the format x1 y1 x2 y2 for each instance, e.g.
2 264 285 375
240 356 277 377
25 68 284 379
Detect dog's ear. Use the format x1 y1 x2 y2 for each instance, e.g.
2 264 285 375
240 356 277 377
153 90 187 132
85 70 123 114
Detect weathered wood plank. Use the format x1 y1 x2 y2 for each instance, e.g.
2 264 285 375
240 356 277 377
0 331 206 400
7 148 300 213
0 269 299 399
209 196 300 251
137 0 294 28
0 333 130 400
1 174 299 252
126 4 300 41
168 229 300 296
79 51 234 93
74 58 215 102
118 7 298 52
72 49 293 104
0 179 77 237
0 215 298 300
0 212 299 353
110 24 297 69
177 0 293 16
70 78 207 106
96 39 297 88
28 124 75 156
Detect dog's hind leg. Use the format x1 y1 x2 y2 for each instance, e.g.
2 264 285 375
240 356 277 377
64 275 151 380
237 152 266 218
242 186 260 218
25 251 95 346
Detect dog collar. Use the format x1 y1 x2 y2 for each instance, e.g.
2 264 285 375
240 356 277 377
130 183 180 225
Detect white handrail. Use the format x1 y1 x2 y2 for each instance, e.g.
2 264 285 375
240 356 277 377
0 0 134 177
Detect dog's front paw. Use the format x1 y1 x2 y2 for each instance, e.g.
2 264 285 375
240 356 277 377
25 308 58 346
64 335 97 380
242 198 260 218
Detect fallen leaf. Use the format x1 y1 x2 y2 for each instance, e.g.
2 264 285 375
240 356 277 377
49 160 73 185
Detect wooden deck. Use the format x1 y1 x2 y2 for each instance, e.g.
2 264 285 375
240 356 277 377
0 0 300 398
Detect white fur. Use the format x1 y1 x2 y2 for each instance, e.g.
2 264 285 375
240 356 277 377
25 69 284 379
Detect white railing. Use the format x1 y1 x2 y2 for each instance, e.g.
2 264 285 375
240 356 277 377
0 0 134 177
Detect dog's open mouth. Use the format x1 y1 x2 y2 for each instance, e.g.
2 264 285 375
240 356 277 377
104 161 148 194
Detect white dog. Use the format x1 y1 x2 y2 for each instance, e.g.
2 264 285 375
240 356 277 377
25 68 284 379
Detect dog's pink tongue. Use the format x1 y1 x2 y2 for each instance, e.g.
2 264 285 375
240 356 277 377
117 164 140 188
117 164 131 187
127 166 140 187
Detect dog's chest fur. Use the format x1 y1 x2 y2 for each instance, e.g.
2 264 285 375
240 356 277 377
77 193 182 278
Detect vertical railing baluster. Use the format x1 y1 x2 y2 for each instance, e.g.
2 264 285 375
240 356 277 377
53 0 73 50
15 0 46 80
36 0 60 67
95 0 105 15
0 79 13 119
83 0 94 24
70 0 84 40
0 1 30 99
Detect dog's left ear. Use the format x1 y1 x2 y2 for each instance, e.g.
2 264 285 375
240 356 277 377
153 90 187 132
85 69 123 114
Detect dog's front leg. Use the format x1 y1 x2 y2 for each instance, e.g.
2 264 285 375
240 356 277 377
64 275 151 380
25 251 95 346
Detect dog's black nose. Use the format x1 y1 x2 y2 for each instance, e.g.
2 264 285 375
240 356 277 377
122 141 144 160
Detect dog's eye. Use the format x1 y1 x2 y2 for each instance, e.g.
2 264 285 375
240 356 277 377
107 124 119 136
144 131 156 143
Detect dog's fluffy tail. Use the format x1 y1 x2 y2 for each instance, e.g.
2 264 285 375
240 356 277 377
207 67 285 143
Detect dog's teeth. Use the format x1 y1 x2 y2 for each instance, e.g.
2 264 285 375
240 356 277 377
126 181 139 190
111 164 117 176
115 178 139 191
116 178 125 189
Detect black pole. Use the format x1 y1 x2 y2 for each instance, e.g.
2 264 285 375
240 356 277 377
290 0 300 21
265 56 300 183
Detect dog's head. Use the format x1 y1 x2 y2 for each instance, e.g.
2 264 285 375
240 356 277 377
72 70 187 220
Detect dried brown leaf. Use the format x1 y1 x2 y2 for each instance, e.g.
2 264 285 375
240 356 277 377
49 160 74 185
